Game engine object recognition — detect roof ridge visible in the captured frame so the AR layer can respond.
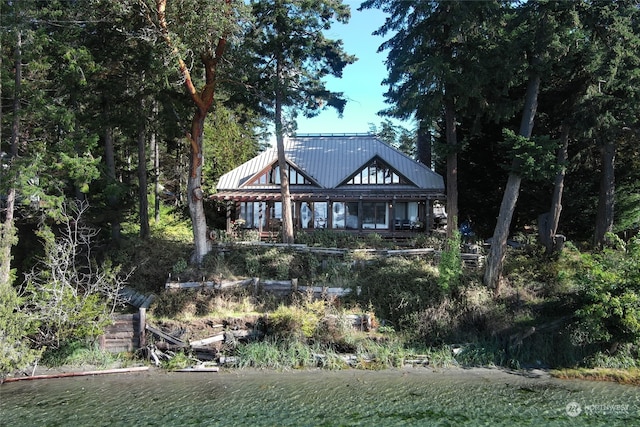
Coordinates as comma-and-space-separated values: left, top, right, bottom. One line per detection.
293, 133, 373, 138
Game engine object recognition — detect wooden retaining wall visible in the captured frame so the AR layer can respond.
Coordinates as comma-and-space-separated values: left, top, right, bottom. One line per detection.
99, 309, 147, 354
165, 277, 357, 299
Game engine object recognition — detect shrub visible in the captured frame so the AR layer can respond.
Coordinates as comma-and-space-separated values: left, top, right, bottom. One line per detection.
0, 286, 40, 378
438, 230, 462, 292
21, 202, 131, 349
571, 234, 640, 347
354, 257, 441, 330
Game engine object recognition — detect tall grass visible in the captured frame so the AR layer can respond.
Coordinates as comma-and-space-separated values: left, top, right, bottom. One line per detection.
40, 340, 126, 368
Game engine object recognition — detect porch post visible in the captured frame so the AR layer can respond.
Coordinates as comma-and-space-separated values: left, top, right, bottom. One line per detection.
226, 201, 232, 233
426, 198, 433, 232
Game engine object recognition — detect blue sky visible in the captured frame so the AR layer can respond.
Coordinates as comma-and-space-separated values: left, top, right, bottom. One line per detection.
293, 0, 414, 135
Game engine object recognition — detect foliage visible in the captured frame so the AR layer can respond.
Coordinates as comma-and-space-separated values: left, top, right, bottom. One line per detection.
500, 129, 560, 181
354, 257, 442, 331
243, 0, 355, 121
172, 258, 188, 275
268, 296, 326, 339
148, 203, 195, 242
581, 343, 640, 370
234, 337, 320, 370
438, 229, 462, 292
40, 340, 123, 368
570, 234, 640, 347
162, 350, 194, 371
0, 285, 41, 378
21, 203, 132, 349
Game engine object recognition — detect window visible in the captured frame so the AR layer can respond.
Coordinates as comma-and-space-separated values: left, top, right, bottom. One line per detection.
250, 163, 311, 185
362, 202, 388, 229
238, 202, 267, 228
394, 202, 419, 230
331, 202, 359, 229
344, 158, 409, 185
300, 202, 328, 229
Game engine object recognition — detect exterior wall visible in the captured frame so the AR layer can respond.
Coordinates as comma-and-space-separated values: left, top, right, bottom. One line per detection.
229, 197, 445, 236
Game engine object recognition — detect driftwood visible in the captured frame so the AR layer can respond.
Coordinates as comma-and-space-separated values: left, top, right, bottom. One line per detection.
146, 324, 187, 347
190, 334, 225, 347
1, 366, 149, 383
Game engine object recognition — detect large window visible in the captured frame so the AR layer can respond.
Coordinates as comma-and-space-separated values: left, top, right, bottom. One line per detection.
345, 158, 409, 185
238, 202, 266, 228
300, 202, 328, 229
251, 164, 311, 185
394, 202, 419, 229
332, 202, 359, 229
362, 202, 388, 229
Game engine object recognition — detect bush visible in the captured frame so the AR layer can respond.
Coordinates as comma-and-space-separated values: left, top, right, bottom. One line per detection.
353, 257, 442, 330
40, 340, 120, 368
438, 230, 462, 292
21, 203, 131, 349
0, 286, 40, 378
571, 233, 640, 347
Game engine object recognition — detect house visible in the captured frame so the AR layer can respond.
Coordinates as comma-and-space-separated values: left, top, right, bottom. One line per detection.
210, 134, 446, 237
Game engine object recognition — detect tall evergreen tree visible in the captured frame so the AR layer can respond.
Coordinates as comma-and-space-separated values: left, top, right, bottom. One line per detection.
484, 1, 584, 292
362, 0, 503, 238
242, 0, 355, 244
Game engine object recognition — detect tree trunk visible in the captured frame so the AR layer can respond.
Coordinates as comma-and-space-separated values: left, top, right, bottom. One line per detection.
157, 0, 228, 264
103, 126, 121, 244
539, 123, 569, 253
0, 31, 21, 288
444, 95, 459, 238
594, 137, 615, 246
187, 109, 209, 263
484, 72, 541, 294
275, 54, 294, 244
151, 102, 160, 223
417, 120, 432, 167
137, 97, 150, 239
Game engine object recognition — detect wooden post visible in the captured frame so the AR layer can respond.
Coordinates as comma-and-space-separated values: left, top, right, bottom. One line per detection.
138, 307, 146, 348
252, 277, 260, 294
226, 201, 232, 233
291, 278, 298, 292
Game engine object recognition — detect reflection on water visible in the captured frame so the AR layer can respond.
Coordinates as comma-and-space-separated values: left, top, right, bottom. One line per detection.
1, 367, 638, 426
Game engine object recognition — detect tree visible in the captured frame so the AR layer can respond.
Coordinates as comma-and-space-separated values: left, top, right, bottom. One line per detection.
243, 0, 355, 244
484, 1, 583, 292
581, 1, 640, 246
0, 2, 39, 379
152, 0, 243, 262
362, 0, 503, 239
369, 120, 416, 158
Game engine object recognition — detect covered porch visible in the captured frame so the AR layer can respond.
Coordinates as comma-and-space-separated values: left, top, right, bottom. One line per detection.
210, 190, 447, 239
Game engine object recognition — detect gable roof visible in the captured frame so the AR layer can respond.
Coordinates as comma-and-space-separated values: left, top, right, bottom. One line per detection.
216, 134, 444, 192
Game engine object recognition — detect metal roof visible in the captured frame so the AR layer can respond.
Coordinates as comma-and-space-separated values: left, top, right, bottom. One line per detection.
215, 134, 445, 192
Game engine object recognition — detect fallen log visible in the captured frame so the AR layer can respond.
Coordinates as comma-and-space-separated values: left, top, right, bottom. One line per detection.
1, 366, 149, 383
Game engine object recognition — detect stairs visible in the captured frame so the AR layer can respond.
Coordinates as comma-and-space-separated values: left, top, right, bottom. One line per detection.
118, 286, 156, 309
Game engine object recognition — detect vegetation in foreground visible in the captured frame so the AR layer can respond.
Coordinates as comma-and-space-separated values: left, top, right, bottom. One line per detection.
3, 211, 640, 386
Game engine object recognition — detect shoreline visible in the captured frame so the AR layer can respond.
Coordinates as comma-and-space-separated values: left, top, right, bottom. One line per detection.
5, 360, 640, 387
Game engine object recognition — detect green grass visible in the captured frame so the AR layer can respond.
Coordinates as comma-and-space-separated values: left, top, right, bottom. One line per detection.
40, 341, 128, 368
551, 367, 640, 385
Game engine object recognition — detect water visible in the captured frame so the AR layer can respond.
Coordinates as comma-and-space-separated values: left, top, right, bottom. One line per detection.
1, 367, 638, 426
